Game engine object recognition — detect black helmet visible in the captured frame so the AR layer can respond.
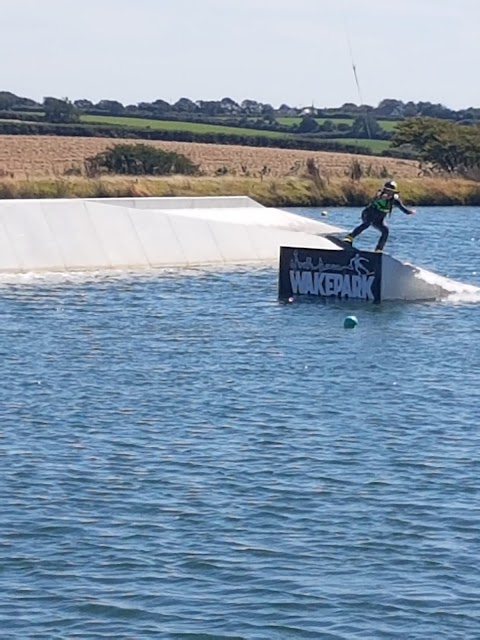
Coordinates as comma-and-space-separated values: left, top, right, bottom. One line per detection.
383, 180, 399, 193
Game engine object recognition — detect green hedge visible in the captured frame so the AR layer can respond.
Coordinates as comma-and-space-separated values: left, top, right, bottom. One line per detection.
0, 111, 44, 122
0, 120, 380, 154
0, 120, 415, 159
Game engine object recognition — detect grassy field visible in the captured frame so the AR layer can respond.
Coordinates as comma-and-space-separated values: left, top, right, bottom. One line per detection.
80, 114, 288, 138
82, 114, 398, 139
330, 138, 392, 153
0, 135, 418, 180
9, 112, 397, 154
14, 110, 400, 133
79, 115, 395, 152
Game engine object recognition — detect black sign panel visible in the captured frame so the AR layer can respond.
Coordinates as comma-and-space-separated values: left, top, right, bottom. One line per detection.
278, 246, 382, 303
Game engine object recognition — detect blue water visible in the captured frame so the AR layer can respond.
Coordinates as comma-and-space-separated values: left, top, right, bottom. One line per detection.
1, 207, 480, 639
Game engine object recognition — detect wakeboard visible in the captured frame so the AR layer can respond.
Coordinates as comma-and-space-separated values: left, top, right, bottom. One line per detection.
326, 234, 357, 251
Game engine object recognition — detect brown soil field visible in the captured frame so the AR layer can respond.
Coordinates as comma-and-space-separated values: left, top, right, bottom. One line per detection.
0, 135, 419, 180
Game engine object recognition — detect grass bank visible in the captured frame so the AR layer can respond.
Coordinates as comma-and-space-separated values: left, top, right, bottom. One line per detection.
0, 176, 479, 207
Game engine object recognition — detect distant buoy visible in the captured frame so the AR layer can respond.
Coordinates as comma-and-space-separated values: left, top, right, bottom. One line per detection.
288, 296, 295, 303
321, 210, 328, 217
344, 315, 358, 329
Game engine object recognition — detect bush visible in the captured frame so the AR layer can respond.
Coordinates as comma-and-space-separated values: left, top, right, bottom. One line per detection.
85, 143, 199, 177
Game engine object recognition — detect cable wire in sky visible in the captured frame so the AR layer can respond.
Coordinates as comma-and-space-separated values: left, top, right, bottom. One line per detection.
341, 0, 371, 138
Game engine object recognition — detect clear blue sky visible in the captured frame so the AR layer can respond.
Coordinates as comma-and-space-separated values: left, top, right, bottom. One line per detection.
1, 0, 478, 109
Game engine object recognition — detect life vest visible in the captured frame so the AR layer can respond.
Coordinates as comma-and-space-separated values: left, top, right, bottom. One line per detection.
371, 190, 396, 215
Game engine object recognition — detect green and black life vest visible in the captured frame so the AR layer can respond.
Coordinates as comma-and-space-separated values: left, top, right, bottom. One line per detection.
371, 191, 395, 215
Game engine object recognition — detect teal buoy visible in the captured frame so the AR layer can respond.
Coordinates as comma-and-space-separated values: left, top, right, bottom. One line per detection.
344, 315, 358, 329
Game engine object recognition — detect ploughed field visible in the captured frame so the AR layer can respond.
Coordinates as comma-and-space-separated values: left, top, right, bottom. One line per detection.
0, 135, 419, 180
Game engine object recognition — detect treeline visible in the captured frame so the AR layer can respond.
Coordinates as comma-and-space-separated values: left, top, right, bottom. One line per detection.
1, 90, 479, 123
393, 118, 480, 175
354, 99, 480, 122
0, 94, 397, 149
0, 94, 391, 139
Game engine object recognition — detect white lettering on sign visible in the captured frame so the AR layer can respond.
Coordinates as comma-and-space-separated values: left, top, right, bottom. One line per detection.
290, 270, 375, 301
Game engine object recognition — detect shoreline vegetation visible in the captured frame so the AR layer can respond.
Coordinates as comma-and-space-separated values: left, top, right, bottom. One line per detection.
1, 133, 479, 207
1, 175, 480, 207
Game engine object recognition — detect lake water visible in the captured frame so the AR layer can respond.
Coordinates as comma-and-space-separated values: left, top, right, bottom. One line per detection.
1, 206, 480, 639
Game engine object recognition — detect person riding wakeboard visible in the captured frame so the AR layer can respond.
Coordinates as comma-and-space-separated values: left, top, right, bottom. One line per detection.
343, 180, 415, 252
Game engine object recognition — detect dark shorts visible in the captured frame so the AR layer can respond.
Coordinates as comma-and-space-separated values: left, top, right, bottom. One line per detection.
362, 207, 387, 229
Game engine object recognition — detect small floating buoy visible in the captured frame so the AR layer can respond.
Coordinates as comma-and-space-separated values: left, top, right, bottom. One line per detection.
288, 296, 295, 303
321, 210, 328, 217
344, 315, 358, 329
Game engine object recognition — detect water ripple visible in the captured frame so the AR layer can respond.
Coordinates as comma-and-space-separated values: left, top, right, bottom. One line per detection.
1, 208, 480, 638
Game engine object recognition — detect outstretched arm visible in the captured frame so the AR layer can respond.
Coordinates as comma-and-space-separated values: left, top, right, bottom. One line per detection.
393, 194, 415, 215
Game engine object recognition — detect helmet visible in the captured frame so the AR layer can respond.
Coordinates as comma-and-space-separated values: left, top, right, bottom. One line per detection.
383, 180, 399, 193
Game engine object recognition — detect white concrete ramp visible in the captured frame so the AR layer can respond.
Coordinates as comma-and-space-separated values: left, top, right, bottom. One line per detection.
0, 195, 476, 303
0, 196, 340, 273
381, 254, 480, 301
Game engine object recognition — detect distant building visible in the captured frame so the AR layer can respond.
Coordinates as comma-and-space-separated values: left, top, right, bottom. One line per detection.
299, 106, 318, 117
